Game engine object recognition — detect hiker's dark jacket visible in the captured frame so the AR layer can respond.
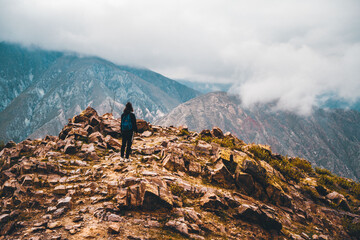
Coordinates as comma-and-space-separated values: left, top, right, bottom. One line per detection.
121, 111, 138, 132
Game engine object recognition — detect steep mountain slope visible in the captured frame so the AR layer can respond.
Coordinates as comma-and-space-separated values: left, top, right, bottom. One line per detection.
156, 92, 360, 181
0, 107, 359, 239
0, 43, 200, 143
0, 42, 63, 111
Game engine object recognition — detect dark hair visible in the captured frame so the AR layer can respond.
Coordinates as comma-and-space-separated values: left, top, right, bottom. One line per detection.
124, 102, 133, 113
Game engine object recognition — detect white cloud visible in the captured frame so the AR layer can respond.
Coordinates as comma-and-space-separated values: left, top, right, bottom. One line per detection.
0, 0, 359, 113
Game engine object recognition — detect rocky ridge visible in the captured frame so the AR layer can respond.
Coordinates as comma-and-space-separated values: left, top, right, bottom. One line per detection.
0, 107, 359, 239
156, 92, 360, 181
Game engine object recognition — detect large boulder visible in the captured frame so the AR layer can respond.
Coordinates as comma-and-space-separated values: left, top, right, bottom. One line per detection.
326, 191, 351, 211
211, 127, 224, 138
116, 178, 173, 210
136, 119, 151, 133
72, 106, 98, 124
211, 162, 234, 188
242, 159, 267, 185
235, 171, 255, 194
233, 204, 282, 231
102, 119, 121, 138
195, 140, 213, 155
200, 192, 228, 210
162, 154, 186, 172
104, 135, 122, 151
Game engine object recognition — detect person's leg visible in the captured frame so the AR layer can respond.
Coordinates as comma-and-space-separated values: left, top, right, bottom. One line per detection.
125, 131, 133, 159
121, 133, 127, 158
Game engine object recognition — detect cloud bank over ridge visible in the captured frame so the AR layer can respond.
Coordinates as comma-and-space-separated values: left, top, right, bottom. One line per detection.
0, 0, 359, 114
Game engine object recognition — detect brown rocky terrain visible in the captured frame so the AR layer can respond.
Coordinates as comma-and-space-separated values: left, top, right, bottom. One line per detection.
0, 107, 359, 240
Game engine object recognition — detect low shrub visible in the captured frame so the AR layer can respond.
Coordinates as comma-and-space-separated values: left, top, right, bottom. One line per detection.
342, 216, 360, 238
318, 175, 336, 189
302, 185, 321, 202
248, 145, 302, 183
315, 167, 334, 177
290, 157, 314, 174
178, 129, 190, 136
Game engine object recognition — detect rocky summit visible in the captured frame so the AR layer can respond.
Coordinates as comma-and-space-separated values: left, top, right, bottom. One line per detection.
0, 107, 359, 240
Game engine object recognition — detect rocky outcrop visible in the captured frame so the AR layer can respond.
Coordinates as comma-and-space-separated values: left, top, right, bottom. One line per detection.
0, 108, 359, 239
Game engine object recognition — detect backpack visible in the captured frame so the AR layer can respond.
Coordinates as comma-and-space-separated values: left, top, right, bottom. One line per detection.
121, 113, 133, 131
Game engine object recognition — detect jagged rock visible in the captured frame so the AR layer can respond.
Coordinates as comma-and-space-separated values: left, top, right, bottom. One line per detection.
102, 119, 121, 138
199, 129, 212, 137
68, 127, 88, 140
139, 146, 161, 155
141, 131, 152, 137
104, 135, 122, 150
242, 159, 267, 185
108, 223, 121, 233
165, 218, 189, 237
116, 178, 173, 210
233, 204, 282, 231
47, 221, 62, 229
53, 185, 67, 195
211, 127, 224, 138
162, 154, 186, 172
183, 208, 202, 225
200, 192, 228, 210
107, 214, 124, 222
0, 214, 10, 224
64, 142, 77, 154
88, 132, 104, 143
53, 207, 67, 218
81, 143, 95, 153
72, 215, 83, 222
136, 119, 150, 133
235, 171, 255, 194
2, 179, 17, 196
57, 196, 72, 208
142, 180, 173, 210
211, 162, 234, 188
195, 140, 213, 155
326, 191, 351, 211
73, 106, 98, 124
4, 141, 16, 148
22, 175, 33, 186
188, 161, 202, 176
90, 115, 101, 127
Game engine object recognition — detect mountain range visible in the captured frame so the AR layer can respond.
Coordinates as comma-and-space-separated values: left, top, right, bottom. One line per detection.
156, 92, 360, 181
0, 42, 199, 143
1, 42, 359, 181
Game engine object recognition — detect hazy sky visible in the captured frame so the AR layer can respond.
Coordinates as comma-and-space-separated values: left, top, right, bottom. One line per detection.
0, 0, 359, 114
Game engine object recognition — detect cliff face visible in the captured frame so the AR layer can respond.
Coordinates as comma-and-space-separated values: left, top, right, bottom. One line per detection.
156, 92, 360, 181
0, 107, 359, 239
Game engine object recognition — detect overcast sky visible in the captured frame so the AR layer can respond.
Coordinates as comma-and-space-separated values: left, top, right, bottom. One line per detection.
0, 0, 359, 114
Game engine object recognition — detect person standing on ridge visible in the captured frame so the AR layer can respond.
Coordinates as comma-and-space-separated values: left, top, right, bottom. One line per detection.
120, 102, 138, 160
